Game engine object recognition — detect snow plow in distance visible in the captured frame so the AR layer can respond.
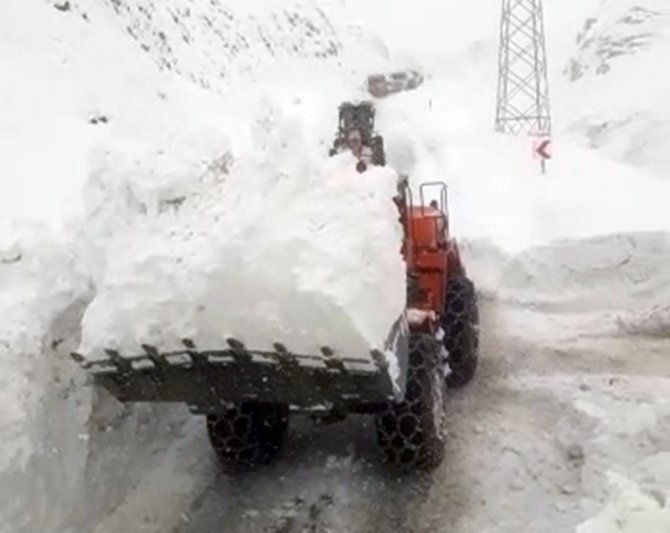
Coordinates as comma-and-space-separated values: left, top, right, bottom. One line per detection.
72, 101, 479, 472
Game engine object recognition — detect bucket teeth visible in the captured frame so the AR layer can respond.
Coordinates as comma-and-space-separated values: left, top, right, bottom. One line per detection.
324, 358, 347, 373
226, 337, 252, 363
272, 342, 298, 368
320, 346, 335, 358
320, 346, 347, 373
141, 344, 170, 370
70, 352, 85, 364
104, 349, 132, 372
273, 342, 288, 354
182, 338, 196, 350
72, 336, 400, 407
370, 349, 389, 371
181, 338, 207, 365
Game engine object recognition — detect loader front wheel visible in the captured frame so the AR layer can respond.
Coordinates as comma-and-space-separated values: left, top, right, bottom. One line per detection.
375, 333, 447, 471
207, 402, 288, 470
442, 276, 479, 388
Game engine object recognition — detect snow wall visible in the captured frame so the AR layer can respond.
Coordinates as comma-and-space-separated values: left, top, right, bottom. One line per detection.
1, 0, 403, 530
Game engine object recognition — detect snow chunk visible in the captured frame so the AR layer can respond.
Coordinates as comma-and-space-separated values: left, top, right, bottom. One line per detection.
78, 132, 406, 380
577, 471, 670, 533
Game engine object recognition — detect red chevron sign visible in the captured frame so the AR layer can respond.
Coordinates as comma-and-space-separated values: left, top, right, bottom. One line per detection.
533, 139, 552, 160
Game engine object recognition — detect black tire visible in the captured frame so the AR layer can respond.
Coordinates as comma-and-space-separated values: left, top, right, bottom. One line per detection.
442, 276, 479, 388
375, 333, 447, 471
206, 402, 289, 470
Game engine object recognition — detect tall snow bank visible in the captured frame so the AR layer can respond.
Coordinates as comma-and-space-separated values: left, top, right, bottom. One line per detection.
0, 237, 89, 473
77, 129, 406, 365
0, 0, 396, 529
0, 232, 94, 533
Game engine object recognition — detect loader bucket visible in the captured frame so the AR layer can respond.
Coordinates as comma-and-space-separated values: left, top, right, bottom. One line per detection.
72, 316, 409, 414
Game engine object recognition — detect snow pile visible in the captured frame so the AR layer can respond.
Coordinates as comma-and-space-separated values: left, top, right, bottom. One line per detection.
2, 0, 404, 375
616, 306, 670, 338
0, 237, 87, 473
373, 85, 670, 252
0, 231, 95, 532
78, 134, 405, 366
501, 352, 669, 533
0, 0, 225, 498
0, 0, 397, 530
463, 232, 670, 313
577, 472, 669, 533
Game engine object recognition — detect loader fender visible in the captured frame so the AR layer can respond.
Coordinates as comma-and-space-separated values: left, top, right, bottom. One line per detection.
447, 239, 465, 279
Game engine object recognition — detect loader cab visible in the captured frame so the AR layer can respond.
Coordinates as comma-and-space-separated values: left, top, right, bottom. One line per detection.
330, 101, 386, 168
400, 181, 464, 321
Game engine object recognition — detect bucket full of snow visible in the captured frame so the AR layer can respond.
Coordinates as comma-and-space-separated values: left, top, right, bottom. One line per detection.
72, 139, 409, 410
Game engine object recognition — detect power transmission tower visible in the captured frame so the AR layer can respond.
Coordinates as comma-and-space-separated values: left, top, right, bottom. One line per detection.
495, 0, 551, 136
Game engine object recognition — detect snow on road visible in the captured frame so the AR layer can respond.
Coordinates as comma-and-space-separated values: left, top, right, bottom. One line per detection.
161, 233, 669, 533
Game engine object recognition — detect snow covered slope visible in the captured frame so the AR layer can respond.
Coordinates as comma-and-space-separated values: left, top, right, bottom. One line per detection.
559, 0, 670, 175
355, 0, 670, 177
357, 13, 670, 252
0, 0, 386, 233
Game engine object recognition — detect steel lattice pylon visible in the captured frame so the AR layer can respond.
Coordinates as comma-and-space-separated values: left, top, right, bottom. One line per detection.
495, 0, 551, 136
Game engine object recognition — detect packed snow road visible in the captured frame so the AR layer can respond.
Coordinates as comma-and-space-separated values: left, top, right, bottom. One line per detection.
175, 285, 668, 533
81, 233, 668, 533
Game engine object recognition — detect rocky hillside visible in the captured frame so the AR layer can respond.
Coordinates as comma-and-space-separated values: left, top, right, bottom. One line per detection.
560, 0, 669, 175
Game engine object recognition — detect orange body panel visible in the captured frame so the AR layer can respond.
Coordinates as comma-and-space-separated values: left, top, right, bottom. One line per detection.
403, 205, 463, 318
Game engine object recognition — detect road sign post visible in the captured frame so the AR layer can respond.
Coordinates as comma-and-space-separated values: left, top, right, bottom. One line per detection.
533, 138, 552, 174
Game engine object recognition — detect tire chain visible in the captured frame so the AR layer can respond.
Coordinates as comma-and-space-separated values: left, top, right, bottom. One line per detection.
376, 334, 447, 470
442, 277, 479, 388
207, 403, 288, 468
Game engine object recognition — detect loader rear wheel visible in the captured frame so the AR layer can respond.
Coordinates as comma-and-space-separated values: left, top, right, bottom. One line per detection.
442, 276, 479, 388
207, 402, 288, 470
375, 333, 447, 471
